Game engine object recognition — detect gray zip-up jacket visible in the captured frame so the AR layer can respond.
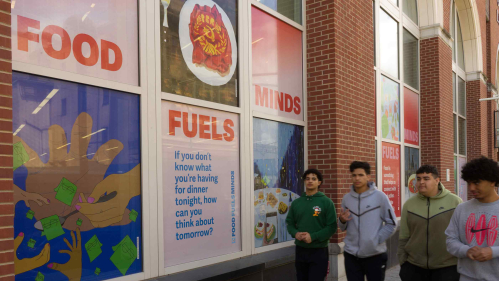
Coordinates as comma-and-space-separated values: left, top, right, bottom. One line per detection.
338, 182, 397, 258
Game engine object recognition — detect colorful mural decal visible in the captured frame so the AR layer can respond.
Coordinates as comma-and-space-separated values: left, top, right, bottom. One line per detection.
381, 76, 400, 141
253, 118, 304, 247
160, 0, 238, 106
13, 72, 142, 281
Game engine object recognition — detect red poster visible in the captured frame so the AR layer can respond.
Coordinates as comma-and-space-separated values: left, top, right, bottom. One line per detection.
382, 142, 401, 216
404, 87, 419, 145
251, 7, 303, 121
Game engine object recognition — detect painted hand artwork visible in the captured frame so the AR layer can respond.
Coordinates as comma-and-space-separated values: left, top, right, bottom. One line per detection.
13, 72, 142, 280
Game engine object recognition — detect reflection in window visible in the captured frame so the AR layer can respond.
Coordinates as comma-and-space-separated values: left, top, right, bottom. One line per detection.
403, 0, 418, 24
259, 0, 302, 24
459, 118, 466, 155
457, 15, 465, 70
404, 147, 419, 203
380, 9, 399, 78
458, 77, 466, 117
403, 29, 419, 90
453, 73, 456, 112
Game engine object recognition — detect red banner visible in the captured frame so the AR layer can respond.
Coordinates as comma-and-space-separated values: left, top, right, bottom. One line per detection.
382, 142, 401, 216
404, 87, 419, 145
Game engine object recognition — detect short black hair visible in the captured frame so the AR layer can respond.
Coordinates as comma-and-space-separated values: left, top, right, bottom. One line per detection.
349, 161, 371, 175
461, 156, 499, 187
302, 169, 323, 186
416, 165, 439, 178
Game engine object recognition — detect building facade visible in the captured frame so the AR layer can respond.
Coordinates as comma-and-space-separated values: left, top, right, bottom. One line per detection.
0, 0, 497, 281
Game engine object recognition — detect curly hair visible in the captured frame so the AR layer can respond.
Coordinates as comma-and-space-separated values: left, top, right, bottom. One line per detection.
461, 156, 499, 187
349, 161, 371, 175
302, 169, 323, 187
416, 165, 439, 179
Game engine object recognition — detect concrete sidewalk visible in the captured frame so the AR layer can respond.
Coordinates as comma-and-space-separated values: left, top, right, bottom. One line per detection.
385, 265, 401, 281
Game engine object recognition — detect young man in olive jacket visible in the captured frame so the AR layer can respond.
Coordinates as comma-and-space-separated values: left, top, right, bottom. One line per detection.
286, 169, 337, 281
398, 165, 462, 281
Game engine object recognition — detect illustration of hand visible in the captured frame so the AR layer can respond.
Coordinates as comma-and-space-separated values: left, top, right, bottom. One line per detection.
13, 112, 127, 231
13, 184, 50, 208
76, 164, 141, 228
14, 232, 50, 275
48, 228, 82, 281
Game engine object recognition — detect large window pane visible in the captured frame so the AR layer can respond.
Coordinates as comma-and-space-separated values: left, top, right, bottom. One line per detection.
458, 157, 468, 201
458, 77, 466, 116
252, 7, 303, 121
459, 117, 466, 155
403, 29, 419, 90
454, 115, 458, 154
403, 0, 418, 24
253, 118, 304, 247
160, 0, 239, 106
453, 73, 457, 112
162, 102, 242, 266
405, 147, 420, 203
380, 10, 399, 78
13, 72, 143, 280
381, 76, 400, 141
258, 0, 302, 24
457, 15, 465, 70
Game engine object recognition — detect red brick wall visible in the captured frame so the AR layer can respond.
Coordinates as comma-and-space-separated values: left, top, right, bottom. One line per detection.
306, 0, 375, 243
444, 0, 451, 33
420, 37, 456, 192
466, 80, 489, 159
0, 0, 13, 280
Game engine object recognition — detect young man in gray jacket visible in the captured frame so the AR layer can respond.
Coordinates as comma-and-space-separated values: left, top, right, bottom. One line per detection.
338, 161, 397, 281
445, 157, 499, 281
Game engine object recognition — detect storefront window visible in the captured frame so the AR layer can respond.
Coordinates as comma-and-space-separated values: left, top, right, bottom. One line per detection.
253, 118, 304, 247
404, 87, 419, 145
13, 72, 142, 280
458, 77, 466, 116
403, 29, 419, 90
404, 147, 419, 203
382, 142, 401, 216
12, 0, 139, 86
403, 0, 418, 24
161, 101, 241, 267
160, 0, 239, 106
381, 76, 400, 141
456, 15, 465, 70
258, 0, 302, 24
251, 7, 303, 121
380, 9, 399, 79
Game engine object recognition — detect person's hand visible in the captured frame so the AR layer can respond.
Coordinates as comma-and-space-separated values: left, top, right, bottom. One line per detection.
302, 232, 312, 244
339, 208, 352, 224
14, 232, 50, 274
467, 246, 480, 260
295, 232, 305, 241
75, 164, 141, 228
47, 228, 82, 281
472, 247, 493, 262
13, 184, 50, 207
13, 113, 130, 231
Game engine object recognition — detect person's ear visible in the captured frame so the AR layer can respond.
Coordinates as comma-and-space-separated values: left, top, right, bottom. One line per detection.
318, 181, 322, 187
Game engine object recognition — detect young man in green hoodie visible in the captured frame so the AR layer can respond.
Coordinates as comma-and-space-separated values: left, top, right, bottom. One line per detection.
286, 169, 337, 281
397, 165, 462, 281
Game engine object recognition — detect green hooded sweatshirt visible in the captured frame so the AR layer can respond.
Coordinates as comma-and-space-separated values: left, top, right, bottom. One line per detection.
286, 191, 337, 248
398, 183, 462, 269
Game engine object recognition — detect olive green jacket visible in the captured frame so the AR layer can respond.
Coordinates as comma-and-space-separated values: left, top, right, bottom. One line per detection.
397, 183, 462, 269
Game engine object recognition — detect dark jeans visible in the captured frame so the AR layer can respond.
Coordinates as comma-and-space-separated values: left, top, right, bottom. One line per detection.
344, 251, 388, 281
295, 246, 329, 281
399, 262, 460, 281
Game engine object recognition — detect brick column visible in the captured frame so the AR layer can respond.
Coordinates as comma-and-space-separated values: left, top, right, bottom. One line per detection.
306, 0, 375, 243
466, 79, 488, 160
0, 1, 14, 280
419, 37, 455, 192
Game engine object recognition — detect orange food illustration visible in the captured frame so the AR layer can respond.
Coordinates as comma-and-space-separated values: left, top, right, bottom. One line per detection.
408, 174, 417, 194
189, 4, 232, 76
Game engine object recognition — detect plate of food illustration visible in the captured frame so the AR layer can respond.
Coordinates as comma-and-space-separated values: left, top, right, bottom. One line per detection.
408, 174, 417, 194
254, 221, 264, 239
178, 0, 237, 86
266, 222, 276, 242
